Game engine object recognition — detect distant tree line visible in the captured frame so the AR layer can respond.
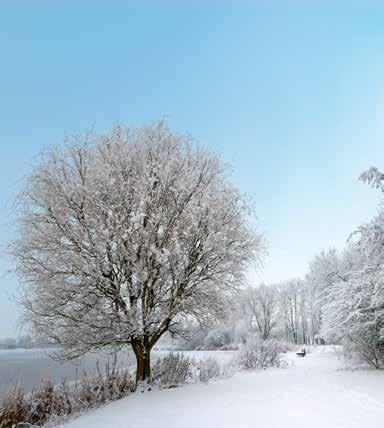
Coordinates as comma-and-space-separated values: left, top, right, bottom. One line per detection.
0, 335, 33, 350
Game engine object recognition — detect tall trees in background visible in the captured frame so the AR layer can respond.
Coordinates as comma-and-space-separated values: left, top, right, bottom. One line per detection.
240, 280, 315, 345
243, 284, 278, 340
278, 279, 309, 344
12, 121, 263, 384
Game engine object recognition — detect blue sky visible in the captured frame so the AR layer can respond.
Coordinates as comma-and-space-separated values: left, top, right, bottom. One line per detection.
1, 1, 384, 337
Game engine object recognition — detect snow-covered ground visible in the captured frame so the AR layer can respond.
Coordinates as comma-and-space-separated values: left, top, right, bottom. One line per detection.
63, 347, 384, 428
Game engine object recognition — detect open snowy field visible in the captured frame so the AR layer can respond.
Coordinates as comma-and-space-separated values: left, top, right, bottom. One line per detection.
63, 347, 384, 428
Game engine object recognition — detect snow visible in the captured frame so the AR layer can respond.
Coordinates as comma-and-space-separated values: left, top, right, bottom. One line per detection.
63, 347, 384, 428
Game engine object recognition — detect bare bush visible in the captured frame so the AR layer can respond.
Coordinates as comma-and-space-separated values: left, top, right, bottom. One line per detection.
198, 357, 222, 383
152, 353, 194, 388
237, 340, 283, 370
340, 335, 384, 369
152, 352, 232, 388
0, 386, 28, 428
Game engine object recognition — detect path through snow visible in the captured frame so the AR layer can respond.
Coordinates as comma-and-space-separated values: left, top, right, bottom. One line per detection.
64, 347, 384, 428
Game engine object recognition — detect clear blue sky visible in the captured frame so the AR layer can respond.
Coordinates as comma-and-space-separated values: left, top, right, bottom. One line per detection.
1, 1, 384, 338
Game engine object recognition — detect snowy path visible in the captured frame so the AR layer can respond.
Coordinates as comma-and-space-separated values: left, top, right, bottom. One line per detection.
64, 348, 384, 428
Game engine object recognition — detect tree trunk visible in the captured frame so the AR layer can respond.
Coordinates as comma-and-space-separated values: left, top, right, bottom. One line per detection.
132, 341, 151, 385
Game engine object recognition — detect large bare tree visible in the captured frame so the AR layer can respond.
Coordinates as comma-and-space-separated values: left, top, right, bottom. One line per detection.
13, 122, 262, 384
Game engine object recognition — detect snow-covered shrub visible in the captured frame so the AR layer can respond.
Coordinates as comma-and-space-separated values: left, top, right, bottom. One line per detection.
237, 339, 283, 370
198, 356, 238, 382
76, 367, 134, 405
0, 380, 56, 428
152, 352, 233, 387
203, 327, 234, 350
50, 379, 73, 417
320, 259, 384, 369
0, 365, 135, 428
198, 357, 221, 383
152, 353, 194, 387
0, 380, 55, 428
340, 331, 384, 369
0, 386, 28, 428
28, 379, 54, 425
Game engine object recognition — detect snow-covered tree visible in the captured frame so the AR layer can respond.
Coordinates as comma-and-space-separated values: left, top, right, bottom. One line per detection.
306, 248, 348, 342
318, 167, 384, 367
307, 249, 344, 293
242, 284, 278, 340
12, 121, 263, 384
278, 279, 307, 344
